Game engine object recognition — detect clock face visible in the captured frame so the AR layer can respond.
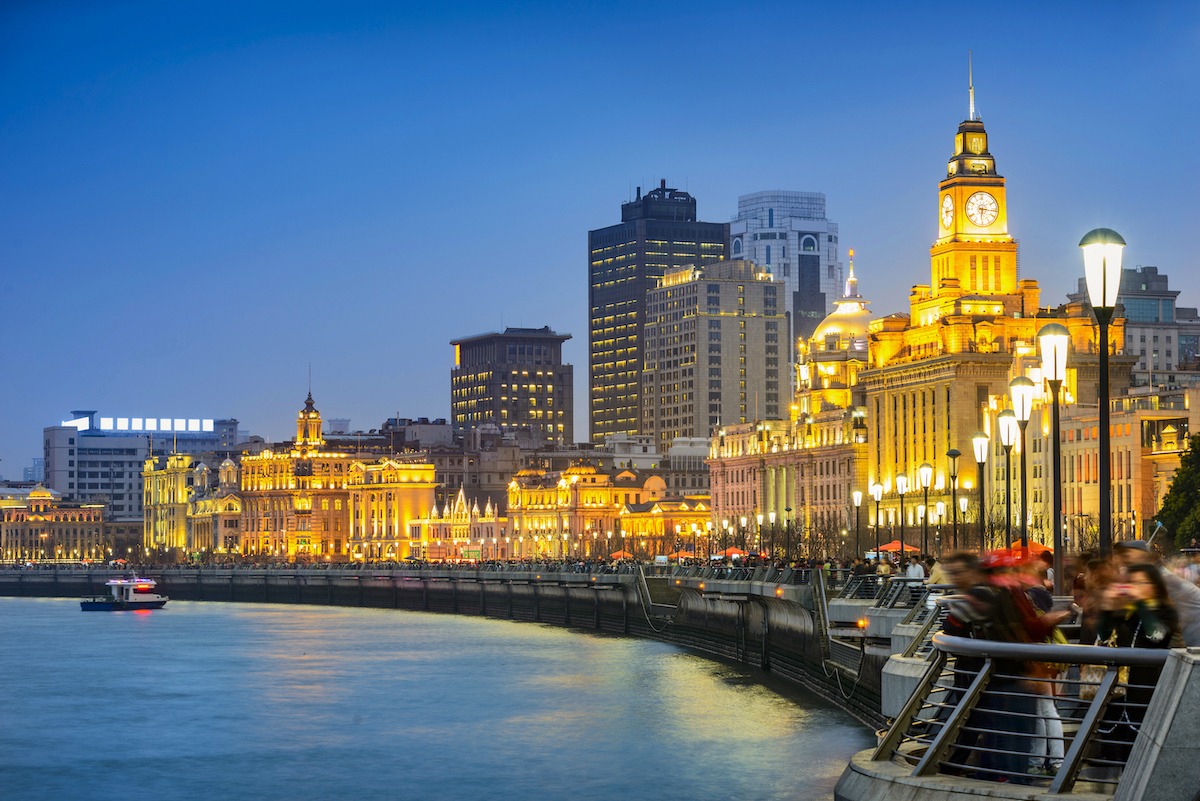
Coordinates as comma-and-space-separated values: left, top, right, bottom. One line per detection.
965, 191, 999, 226
940, 195, 954, 229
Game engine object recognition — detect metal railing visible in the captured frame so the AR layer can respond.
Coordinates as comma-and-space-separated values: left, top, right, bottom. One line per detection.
875, 576, 929, 610
874, 633, 1169, 793
836, 574, 887, 600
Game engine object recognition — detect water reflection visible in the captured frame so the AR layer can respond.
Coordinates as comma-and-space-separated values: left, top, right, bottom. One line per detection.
0, 599, 872, 801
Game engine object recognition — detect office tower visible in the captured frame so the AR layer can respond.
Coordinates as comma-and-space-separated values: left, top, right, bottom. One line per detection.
730, 191, 843, 350
450, 326, 574, 446
642, 260, 786, 453
44, 411, 240, 521
588, 180, 728, 443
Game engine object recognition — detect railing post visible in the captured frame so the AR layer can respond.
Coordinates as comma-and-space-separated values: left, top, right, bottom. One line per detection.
912, 658, 994, 776
1048, 666, 1123, 794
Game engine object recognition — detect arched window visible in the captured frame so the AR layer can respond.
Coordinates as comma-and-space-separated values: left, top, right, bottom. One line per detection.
768, 208, 774, 228
801, 235, 817, 252
732, 238, 743, 256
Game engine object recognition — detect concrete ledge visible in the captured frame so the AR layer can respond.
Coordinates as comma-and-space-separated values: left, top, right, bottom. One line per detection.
835, 750, 1113, 801
1114, 647, 1200, 801
866, 606, 911, 639
880, 655, 933, 719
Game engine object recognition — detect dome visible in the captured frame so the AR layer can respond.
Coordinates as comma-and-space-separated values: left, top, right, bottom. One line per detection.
810, 251, 871, 348
28, 484, 54, 500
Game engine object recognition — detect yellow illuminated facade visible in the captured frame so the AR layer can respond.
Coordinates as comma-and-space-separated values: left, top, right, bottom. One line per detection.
347, 457, 438, 561
417, 487, 507, 561
1, 486, 105, 562
618, 496, 711, 559
860, 101, 1126, 542
238, 393, 352, 560
506, 462, 669, 558
188, 458, 243, 555
143, 452, 194, 556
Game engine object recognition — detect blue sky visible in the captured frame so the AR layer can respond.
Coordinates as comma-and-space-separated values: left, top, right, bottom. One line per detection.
2, 1, 1198, 474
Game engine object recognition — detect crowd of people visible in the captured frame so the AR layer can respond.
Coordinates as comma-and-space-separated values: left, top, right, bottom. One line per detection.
930, 541, 1199, 782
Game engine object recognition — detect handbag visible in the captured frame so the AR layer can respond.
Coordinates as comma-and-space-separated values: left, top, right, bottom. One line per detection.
1078, 627, 1132, 700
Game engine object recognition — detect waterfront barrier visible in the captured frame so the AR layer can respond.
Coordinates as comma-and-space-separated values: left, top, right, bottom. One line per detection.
837, 633, 1200, 800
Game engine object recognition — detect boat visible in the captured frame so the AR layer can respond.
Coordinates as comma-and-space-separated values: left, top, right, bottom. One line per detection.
80, 576, 169, 611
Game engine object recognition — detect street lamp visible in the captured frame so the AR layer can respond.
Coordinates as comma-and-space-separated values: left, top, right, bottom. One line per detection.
1039, 322, 1070, 592
721, 518, 730, 556
896, 473, 909, 557
755, 513, 763, 557
935, 501, 946, 555
870, 483, 883, 561
852, 490, 863, 560
784, 507, 793, 563
1081, 227, 1125, 554
972, 431, 990, 552
998, 409, 1019, 549
918, 462, 933, 556
947, 448, 961, 550
768, 511, 777, 561
740, 516, 748, 551
1010, 375, 1036, 555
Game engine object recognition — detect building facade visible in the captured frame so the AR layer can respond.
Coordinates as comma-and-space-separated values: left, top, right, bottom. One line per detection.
45, 411, 241, 522
0, 485, 105, 563
346, 457, 439, 561
238, 394, 352, 560
188, 458, 243, 556
858, 97, 1121, 548
642, 260, 787, 453
588, 179, 728, 443
730, 190, 844, 348
450, 326, 574, 446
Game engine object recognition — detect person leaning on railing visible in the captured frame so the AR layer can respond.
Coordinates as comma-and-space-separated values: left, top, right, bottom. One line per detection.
1093, 562, 1182, 769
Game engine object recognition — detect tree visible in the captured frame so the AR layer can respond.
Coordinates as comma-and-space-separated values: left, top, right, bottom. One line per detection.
1154, 435, 1200, 549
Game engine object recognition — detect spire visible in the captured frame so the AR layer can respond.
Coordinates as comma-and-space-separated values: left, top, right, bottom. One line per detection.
844, 248, 859, 299
968, 50, 977, 121
303, 391, 315, 412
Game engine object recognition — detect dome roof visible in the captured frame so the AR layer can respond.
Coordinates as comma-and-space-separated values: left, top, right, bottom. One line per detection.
28, 484, 54, 499
811, 251, 871, 346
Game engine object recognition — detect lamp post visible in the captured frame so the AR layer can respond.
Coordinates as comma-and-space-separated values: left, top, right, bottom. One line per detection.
721, 518, 729, 556
918, 462, 933, 556
896, 473, 909, 557
1010, 376, 1036, 555
768, 511, 777, 561
739, 516, 748, 552
783, 507, 792, 562
852, 490, 863, 560
972, 431, 990, 552
1039, 322, 1070, 593
998, 409, 1019, 550
935, 501, 946, 556
947, 449, 961, 550
1081, 228, 1125, 555
870, 483, 883, 561
756, 513, 764, 557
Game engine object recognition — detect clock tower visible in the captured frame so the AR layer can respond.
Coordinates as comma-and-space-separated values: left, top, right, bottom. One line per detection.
929, 85, 1017, 299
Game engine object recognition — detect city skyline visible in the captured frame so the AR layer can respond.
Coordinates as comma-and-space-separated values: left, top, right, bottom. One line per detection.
3, 2, 1198, 472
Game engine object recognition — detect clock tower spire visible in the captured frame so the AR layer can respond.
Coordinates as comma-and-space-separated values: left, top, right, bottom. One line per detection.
929, 67, 1017, 302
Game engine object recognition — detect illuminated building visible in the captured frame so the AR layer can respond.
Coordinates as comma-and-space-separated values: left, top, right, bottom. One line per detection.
589, 179, 728, 443
44, 410, 241, 521
730, 190, 844, 346
346, 457, 438, 561
858, 85, 1126, 538
618, 496, 711, 559
450, 326, 574, 446
187, 459, 243, 555
642, 259, 787, 453
238, 393, 352, 560
142, 453, 195, 557
417, 486, 507, 561
506, 462, 668, 558
707, 257, 872, 558
0, 485, 105, 562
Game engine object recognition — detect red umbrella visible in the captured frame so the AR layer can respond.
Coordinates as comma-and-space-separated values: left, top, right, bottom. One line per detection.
609, 549, 634, 559
877, 539, 920, 553
720, 546, 747, 557
1010, 540, 1053, 554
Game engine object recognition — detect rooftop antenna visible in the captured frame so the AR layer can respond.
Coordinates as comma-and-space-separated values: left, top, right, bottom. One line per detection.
968, 50, 977, 121
308, 362, 312, 395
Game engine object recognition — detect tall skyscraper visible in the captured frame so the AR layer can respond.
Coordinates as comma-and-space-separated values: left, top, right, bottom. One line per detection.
588, 180, 728, 443
642, 260, 786, 453
730, 191, 843, 348
450, 326, 574, 446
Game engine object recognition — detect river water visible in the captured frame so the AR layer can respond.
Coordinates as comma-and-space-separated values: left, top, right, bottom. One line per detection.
0, 597, 872, 801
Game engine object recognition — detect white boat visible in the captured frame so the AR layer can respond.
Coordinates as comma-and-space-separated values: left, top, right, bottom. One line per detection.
80, 576, 169, 611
